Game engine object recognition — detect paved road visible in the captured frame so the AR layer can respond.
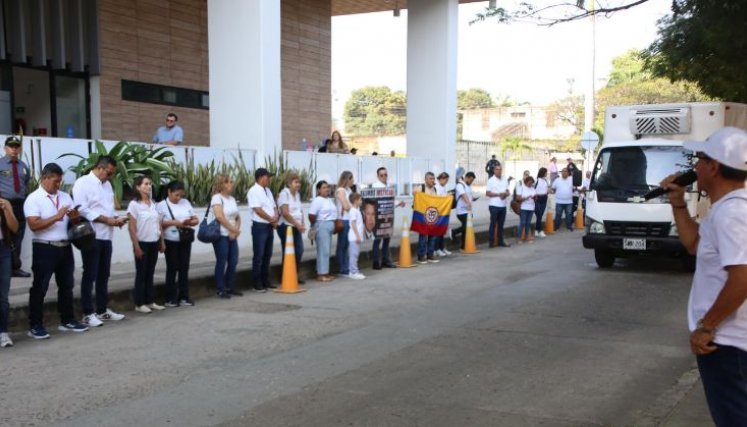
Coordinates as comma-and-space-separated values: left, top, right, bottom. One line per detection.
0, 231, 712, 426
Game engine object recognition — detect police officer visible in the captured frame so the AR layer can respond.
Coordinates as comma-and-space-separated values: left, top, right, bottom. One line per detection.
0, 136, 30, 277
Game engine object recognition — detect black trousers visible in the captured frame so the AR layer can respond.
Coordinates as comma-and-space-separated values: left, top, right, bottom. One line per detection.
164, 240, 192, 302
9, 199, 25, 270
29, 242, 75, 327
133, 242, 159, 306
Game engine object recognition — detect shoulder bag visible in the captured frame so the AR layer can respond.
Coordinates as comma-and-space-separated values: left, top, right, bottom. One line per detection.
197, 198, 222, 244
166, 201, 195, 243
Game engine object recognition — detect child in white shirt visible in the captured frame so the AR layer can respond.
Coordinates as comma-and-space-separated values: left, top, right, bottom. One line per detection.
347, 193, 365, 280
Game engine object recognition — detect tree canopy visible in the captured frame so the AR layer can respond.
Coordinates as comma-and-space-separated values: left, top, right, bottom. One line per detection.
457, 88, 495, 110
343, 86, 407, 136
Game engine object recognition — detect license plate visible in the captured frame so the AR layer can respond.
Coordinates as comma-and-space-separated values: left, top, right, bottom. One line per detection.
623, 238, 646, 250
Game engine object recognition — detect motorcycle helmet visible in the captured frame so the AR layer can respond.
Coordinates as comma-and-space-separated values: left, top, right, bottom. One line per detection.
68, 219, 96, 251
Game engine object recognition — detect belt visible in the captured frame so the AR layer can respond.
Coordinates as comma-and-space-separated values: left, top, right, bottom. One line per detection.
32, 239, 70, 247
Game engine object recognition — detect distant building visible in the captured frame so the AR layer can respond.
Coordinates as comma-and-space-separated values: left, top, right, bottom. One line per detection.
461, 105, 578, 142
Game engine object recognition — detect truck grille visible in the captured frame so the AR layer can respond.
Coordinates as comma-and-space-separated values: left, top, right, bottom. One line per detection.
604, 221, 670, 237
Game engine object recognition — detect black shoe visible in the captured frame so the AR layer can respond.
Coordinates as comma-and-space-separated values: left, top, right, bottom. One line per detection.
298, 279, 306, 285
228, 290, 243, 297
12, 269, 31, 278
266, 284, 278, 289
253, 288, 268, 294
217, 291, 231, 299
383, 262, 397, 269
373, 262, 382, 270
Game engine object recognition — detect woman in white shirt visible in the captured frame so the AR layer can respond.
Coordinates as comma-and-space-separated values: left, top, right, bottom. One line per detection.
335, 171, 354, 276
308, 180, 338, 282
210, 175, 241, 299
516, 175, 537, 243
127, 176, 165, 313
157, 181, 198, 307
534, 167, 550, 238
0, 197, 19, 347
277, 172, 305, 283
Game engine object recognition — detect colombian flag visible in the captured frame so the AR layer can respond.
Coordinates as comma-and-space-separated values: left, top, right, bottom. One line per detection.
411, 192, 453, 236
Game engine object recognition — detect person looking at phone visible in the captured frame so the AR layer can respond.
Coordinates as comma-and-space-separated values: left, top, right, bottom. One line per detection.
72, 155, 126, 327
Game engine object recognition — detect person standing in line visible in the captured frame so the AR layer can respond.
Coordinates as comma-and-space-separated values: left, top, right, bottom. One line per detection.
248, 168, 278, 292
25, 163, 89, 339
451, 171, 476, 250
371, 167, 405, 269
516, 175, 537, 243
548, 157, 558, 183
550, 168, 574, 231
210, 175, 241, 298
416, 172, 440, 264
277, 172, 305, 284
308, 181, 337, 282
335, 171, 354, 277
346, 193, 365, 280
486, 164, 511, 248
127, 176, 165, 314
152, 113, 183, 145
660, 127, 747, 426
434, 172, 452, 257
73, 155, 127, 327
534, 167, 550, 238
0, 196, 19, 347
157, 181, 198, 307
581, 170, 592, 211
0, 136, 31, 277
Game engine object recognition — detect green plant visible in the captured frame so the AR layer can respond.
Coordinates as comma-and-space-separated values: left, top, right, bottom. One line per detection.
262, 150, 315, 201
60, 141, 174, 208
169, 151, 256, 206
499, 137, 532, 160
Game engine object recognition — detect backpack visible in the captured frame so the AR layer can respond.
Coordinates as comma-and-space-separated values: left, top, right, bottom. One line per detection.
448, 184, 461, 209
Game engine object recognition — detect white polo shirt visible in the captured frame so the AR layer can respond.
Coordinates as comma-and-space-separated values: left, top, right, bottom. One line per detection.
127, 200, 162, 242
156, 198, 195, 242
72, 171, 116, 240
277, 187, 303, 226
518, 186, 536, 211
552, 176, 574, 204
248, 184, 276, 224
487, 176, 509, 208
24, 187, 74, 241
688, 189, 747, 351
371, 180, 387, 189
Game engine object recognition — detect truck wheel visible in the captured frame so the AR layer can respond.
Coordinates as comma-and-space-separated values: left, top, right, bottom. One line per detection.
681, 255, 696, 273
595, 249, 615, 268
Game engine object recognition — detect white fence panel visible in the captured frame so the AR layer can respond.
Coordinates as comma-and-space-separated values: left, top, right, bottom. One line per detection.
410, 158, 430, 192
360, 156, 397, 189
314, 153, 339, 185
336, 154, 360, 184
37, 137, 91, 184
285, 150, 312, 173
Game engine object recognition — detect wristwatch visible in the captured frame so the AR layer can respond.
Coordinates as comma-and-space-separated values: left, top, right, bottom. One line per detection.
696, 319, 716, 334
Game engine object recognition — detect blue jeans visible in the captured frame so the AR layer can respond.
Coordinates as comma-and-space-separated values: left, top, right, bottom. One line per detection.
488, 206, 507, 246
80, 239, 113, 315
417, 234, 435, 258
372, 237, 392, 265
519, 209, 534, 239
252, 223, 274, 289
534, 195, 548, 232
315, 220, 334, 275
213, 236, 238, 294
554, 203, 573, 231
29, 242, 75, 327
133, 241, 159, 306
0, 243, 10, 332
278, 224, 304, 272
336, 220, 350, 274
697, 345, 747, 426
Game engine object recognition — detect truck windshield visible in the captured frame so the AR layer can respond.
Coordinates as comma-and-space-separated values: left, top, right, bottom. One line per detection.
590, 146, 690, 203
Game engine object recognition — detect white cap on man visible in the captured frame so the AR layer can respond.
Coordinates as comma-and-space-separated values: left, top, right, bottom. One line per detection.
684, 127, 747, 172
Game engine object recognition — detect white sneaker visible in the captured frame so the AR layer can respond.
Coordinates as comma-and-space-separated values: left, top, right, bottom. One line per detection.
0, 332, 13, 348
539, 231, 547, 238
135, 305, 152, 314
434, 250, 445, 257
349, 273, 366, 280
443, 249, 452, 256
149, 303, 166, 311
82, 313, 103, 327
534, 231, 539, 237
99, 308, 125, 321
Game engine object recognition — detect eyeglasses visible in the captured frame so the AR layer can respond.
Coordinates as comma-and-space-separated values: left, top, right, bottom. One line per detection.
166, 119, 176, 123
379, 173, 388, 177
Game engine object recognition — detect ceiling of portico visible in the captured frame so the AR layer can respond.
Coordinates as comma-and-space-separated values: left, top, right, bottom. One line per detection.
332, 0, 485, 16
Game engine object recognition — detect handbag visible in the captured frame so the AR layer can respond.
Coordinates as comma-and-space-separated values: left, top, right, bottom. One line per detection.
166, 201, 195, 243
197, 199, 222, 244
334, 219, 344, 234
510, 186, 521, 215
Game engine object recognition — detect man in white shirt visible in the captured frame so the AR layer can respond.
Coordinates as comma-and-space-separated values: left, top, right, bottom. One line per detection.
486, 164, 510, 248
580, 170, 591, 211
371, 167, 405, 269
550, 168, 574, 231
24, 163, 89, 339
248, 168, 278, 291
451, 171, 476, 250
73, 156, 127, 326
661, 127, 747, 426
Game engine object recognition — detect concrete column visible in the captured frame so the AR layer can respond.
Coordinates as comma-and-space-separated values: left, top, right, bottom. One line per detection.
406, 0, 458, 175
208, 0, 281, 162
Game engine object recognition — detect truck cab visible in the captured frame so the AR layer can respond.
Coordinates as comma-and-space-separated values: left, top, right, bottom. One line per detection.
582, 102, 747, 270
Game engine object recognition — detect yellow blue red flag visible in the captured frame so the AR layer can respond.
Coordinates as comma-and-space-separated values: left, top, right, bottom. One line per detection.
410, 192, 453, 236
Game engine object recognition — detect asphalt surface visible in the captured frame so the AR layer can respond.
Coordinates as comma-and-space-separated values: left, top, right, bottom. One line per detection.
0, 231, 712, 426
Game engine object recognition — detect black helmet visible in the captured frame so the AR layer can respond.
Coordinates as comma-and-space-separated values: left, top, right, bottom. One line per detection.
68, 219, 96, 251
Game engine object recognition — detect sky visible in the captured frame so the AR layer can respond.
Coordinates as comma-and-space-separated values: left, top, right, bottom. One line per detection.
331, 0, 673, 124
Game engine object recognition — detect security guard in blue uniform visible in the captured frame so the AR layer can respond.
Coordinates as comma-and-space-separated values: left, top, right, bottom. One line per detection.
0, 136, 31, 277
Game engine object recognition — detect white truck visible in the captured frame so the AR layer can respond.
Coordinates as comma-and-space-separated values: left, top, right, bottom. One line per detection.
582, 102, 747, 270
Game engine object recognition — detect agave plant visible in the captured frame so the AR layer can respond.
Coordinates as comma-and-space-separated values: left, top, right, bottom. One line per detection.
60, 141, 175, 208
263, 150, 315, 201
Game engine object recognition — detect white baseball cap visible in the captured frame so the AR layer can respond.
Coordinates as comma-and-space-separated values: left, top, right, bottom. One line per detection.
684, 127, 747, 172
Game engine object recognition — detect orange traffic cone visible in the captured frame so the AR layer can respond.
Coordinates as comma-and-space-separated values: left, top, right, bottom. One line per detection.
544, 211, 554, 235
462, 213, 480, 254
575, 206, 585, 229
274, 226, 306, 294
398, 218, 416, 268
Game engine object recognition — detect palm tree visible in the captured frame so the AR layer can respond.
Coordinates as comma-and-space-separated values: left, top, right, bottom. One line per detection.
499, 137, 532, 160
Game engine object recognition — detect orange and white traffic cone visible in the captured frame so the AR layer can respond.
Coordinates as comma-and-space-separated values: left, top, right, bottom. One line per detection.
274, 226, 306, 294
575, 206, 585, 230
398, 218, 416, 268
544, 211, 555, 235
462, 213, 480, 254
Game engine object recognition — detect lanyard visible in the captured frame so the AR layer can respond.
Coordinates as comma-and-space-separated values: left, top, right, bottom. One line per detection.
48, 194, 59, 209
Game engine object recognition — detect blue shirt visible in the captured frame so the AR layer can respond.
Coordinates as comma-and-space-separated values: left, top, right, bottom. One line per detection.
0, 155, 30, 199
152, 125, 183, 145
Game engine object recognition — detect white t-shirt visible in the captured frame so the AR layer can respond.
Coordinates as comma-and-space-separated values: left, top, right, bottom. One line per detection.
24, 188, 74, 241
435, 183, 448, 196
552, 177, 574, 204
688, 189, 747, 351
487, 176, 509, 208
127, 200, 161, 242
455, 182, 473, 215
309, 196, 337, 221
247, 184, 276, 224
210, 194, 239, 237
371, 180, 387, 189
277, 188, 303, 226
518, 186, 536, 211
535, 178, 549, 196
347, 206, 364, 242
157, 199, 195, 242
72, 171, 116, 240
336, 187, 352, 220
